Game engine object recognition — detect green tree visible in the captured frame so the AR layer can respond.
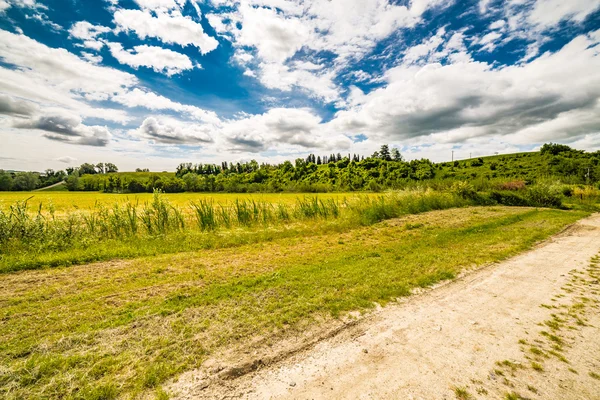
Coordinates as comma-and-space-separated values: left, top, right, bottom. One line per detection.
379, 145, 391, 161
12, 172, 39, 191
79, 163, 97, 175
0, 170, 13, 191
105, 163, 118, 173
65, 174, 81, 191
391, 148, 403, 162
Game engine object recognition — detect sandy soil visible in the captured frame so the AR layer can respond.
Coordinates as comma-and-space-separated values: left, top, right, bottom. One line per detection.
170, 213, 600, 400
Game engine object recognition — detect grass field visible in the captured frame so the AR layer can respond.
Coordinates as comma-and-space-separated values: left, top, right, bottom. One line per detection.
0, 191, 365, 213
0, 206, 588, 399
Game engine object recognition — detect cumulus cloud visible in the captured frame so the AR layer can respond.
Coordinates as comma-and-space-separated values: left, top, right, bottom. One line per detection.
221, 108, 353, 152
135, 116, 213, 144
0, 94, 38, 117
327, 31, 600, 147
0, 29, 137, 123
206, 0, 450, 102
527, 0, 600, 29
0, 0, 44, 13
69, 21, 110, 50
113, 9, 219, 54
130, 108, 353, 153
133, 0, 186, 10
81, 52, 103, 64
13, 112, 112, 146
257, 62, 340, 102
56, 156, 77, 163
107, 43, 195, 75
111, 88, 220, 123
0, 29, 217, 128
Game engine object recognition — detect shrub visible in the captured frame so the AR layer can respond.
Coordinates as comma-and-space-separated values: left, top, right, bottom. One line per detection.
451, 181, 477, 199
561, 186, 573, 197
489, 191, 531, 207
525, 183, 563, 208
470, 158, 484, 167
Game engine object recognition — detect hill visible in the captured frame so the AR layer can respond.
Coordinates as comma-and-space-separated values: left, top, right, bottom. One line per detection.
68, 144, 599, 194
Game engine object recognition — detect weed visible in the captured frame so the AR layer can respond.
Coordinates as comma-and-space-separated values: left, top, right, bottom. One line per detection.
453, 386, 472, 400
527, 385, 538, 393
531, 362, 544, 371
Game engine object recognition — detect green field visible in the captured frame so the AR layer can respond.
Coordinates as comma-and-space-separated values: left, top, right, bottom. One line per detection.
0, 206, 588, 399
1, 152, 598, 399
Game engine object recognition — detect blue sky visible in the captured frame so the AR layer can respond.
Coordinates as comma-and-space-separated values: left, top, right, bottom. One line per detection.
0, 0, 599, 171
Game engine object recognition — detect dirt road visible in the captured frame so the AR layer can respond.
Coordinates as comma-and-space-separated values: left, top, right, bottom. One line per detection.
172, 213, 600, 399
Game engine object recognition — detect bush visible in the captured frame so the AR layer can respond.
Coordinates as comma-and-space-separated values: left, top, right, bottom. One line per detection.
561, 186, 574, 197
525, 183, 563, 208
451, 181, 477, 199
470, 158, 484, 167
489, 191, 531, 207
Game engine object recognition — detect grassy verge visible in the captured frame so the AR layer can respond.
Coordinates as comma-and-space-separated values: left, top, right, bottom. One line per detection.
0, 190, 478, 273
3, 184, 592, 273
0, 206, 588, 399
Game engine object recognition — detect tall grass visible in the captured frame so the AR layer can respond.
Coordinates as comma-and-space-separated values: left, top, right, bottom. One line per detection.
0, 185, 586, 273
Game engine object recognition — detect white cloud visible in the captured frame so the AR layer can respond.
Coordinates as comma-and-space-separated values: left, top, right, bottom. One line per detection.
326, 31, 600, 149
56, 156, 77, 164
403, 28, 446, 64
232, 4, 311, 63
113, 9, 219, 54
69, 21, 111, 50
81, 52, 103, 64
477, 31, 503, 52
489, 20, 506, 30
107, 43, 196, 75
134, 116, 213, 144
257, 62, 340, 102
351, 70, 372, 82
13, 111, 112, 147
0, 0, 42, 13
0, 29, 220, 149
0, 94, 38, 117
206, 0, 450, 102
0, 29, 137, 123
69, 21, 110, 40
527, 0, 600, 29
220, 107, 352, 152
479, 0, 493, 14
111, 88, 220, 124
520, 43, 539, 62
133, 0, 185, 10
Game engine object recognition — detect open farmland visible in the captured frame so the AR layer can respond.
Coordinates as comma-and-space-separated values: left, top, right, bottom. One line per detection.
3, 0, 600, 396
0, 206, 590, 399
0, 191, 364, 213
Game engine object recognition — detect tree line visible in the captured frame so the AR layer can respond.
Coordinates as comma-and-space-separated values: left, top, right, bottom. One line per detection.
0, 162, 118, 191
2, 144, 598, 192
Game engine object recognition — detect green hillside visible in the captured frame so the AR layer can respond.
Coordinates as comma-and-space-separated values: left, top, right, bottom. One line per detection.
68, 143, 598, 194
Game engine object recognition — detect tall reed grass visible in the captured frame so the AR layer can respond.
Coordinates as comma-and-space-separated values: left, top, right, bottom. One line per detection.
0, 185, 582, 272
